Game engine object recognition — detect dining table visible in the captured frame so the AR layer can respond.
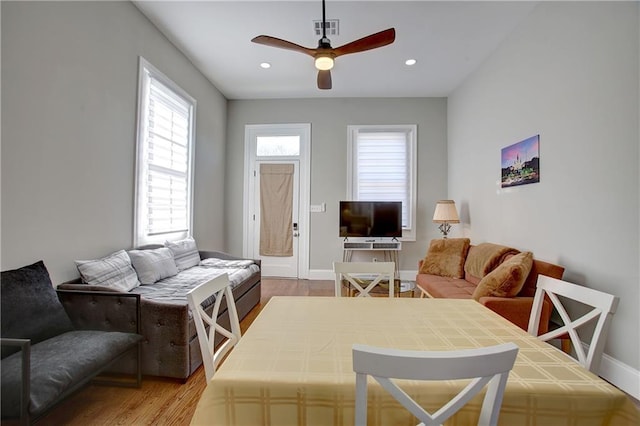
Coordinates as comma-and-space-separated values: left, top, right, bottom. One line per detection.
190, 296, 639, 425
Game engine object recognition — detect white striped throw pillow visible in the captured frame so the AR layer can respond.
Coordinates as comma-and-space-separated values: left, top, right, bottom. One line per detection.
165, 237, 201, 271
75, 250, 140, 291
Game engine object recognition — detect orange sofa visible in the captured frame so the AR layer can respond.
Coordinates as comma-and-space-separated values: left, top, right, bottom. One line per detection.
416, 241, 564, 334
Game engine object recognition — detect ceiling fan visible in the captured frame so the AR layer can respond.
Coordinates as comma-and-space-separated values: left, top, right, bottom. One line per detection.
251, 0, 396, 90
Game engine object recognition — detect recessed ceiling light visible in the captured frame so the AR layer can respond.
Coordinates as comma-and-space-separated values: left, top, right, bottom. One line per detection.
405, 59, 417, 66
260, 62, 271, 69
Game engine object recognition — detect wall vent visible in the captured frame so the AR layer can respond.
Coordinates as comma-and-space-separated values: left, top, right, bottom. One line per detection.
313, 19, 339, 36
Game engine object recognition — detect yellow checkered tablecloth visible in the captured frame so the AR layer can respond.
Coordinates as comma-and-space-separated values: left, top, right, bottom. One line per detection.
191, 297, 639, 425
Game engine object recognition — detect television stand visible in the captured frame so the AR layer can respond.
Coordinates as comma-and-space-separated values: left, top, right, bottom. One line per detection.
342, 241, 401, 251
342, 240, 402, 275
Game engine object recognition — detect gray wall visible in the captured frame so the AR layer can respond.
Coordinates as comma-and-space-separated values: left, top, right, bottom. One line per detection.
448, 1, 639, 372
1, 1, 227, 284
225, 98, 448, 272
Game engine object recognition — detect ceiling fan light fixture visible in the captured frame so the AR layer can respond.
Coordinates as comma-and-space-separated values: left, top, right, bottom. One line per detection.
251, 0, 395, 89
314, 55, 334, 70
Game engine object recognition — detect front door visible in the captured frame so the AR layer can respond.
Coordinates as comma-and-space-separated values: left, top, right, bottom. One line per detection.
243, 124, 310, 279
252, 161, 300, 277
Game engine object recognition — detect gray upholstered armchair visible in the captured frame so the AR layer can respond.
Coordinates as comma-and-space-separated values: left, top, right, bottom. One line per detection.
1, 261, 143, 425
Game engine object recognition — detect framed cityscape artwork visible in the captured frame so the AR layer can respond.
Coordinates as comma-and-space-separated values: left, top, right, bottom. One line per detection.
501, 135, 540, 188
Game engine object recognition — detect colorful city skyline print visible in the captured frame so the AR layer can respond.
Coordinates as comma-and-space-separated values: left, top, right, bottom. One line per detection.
501, 135, 540, 188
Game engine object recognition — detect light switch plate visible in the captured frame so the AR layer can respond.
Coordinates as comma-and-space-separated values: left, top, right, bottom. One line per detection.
310, 203, 326, 213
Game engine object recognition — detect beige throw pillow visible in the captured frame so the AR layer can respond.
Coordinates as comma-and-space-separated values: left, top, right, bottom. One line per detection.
419, 238, 471, 278
464, 243, 520, 279
472, 251, 533, 301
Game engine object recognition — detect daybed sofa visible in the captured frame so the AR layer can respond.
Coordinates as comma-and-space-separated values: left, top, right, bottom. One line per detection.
58, 240, 261, 380
416, 239, 564, 334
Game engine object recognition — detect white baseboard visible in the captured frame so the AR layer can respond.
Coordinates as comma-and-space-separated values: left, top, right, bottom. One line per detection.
583, 343, 640, 400
307, 269, 333, 280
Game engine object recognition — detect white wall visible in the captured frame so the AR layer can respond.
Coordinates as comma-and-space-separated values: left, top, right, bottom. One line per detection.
1, 1, 227, 283
449, 0, 639, 384
225, 98, 448, 273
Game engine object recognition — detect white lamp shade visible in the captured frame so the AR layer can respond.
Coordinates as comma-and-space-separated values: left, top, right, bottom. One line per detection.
433, 200, 460, 223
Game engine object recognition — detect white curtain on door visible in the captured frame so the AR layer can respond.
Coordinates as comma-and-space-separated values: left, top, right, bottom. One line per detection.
260, 164, 294, 256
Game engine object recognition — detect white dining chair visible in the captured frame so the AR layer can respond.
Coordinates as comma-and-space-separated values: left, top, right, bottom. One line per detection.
333, 261, 396, 297
527, 275, 619, 374
186, 273, 241, 382
352, 342, 519, 426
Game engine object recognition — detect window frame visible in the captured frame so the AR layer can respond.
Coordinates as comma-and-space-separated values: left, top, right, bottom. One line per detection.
134, 57, 197, 247
347, 124, 417, 241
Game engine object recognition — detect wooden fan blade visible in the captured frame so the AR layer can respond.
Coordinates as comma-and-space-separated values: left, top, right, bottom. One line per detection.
317, 70, 332, 90
251, 35, 316, 57
333, 28, 396, 57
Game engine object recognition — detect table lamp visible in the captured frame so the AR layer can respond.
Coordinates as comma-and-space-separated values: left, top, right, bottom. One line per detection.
432, 200, 460, 238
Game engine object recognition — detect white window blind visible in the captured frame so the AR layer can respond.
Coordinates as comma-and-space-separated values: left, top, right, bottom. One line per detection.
135, 58, 196, 246
348, 125, 417, 240
353, 132, 409, 227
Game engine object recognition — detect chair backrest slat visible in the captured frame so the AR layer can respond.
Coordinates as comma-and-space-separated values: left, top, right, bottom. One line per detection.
333, 262, 396, 297
527, 275, 619, 374
352, 342, 519, 426
187, 273, 241, 382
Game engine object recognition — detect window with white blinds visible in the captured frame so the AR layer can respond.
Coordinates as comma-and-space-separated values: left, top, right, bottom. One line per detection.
347, 125, 417, 241
134, 58, 196, 246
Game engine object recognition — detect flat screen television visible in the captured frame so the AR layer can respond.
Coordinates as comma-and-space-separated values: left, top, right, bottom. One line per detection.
339, 201, 402, 238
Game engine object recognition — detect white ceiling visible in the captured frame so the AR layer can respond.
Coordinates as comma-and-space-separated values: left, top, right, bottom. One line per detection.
133, 1, 538, 99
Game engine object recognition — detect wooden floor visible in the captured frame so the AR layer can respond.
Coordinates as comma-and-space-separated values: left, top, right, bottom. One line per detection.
15, 279, 640, 424
27, 279, 335, 426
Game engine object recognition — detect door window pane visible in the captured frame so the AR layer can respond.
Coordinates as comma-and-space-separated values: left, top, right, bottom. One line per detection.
257, 136, 300, 156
